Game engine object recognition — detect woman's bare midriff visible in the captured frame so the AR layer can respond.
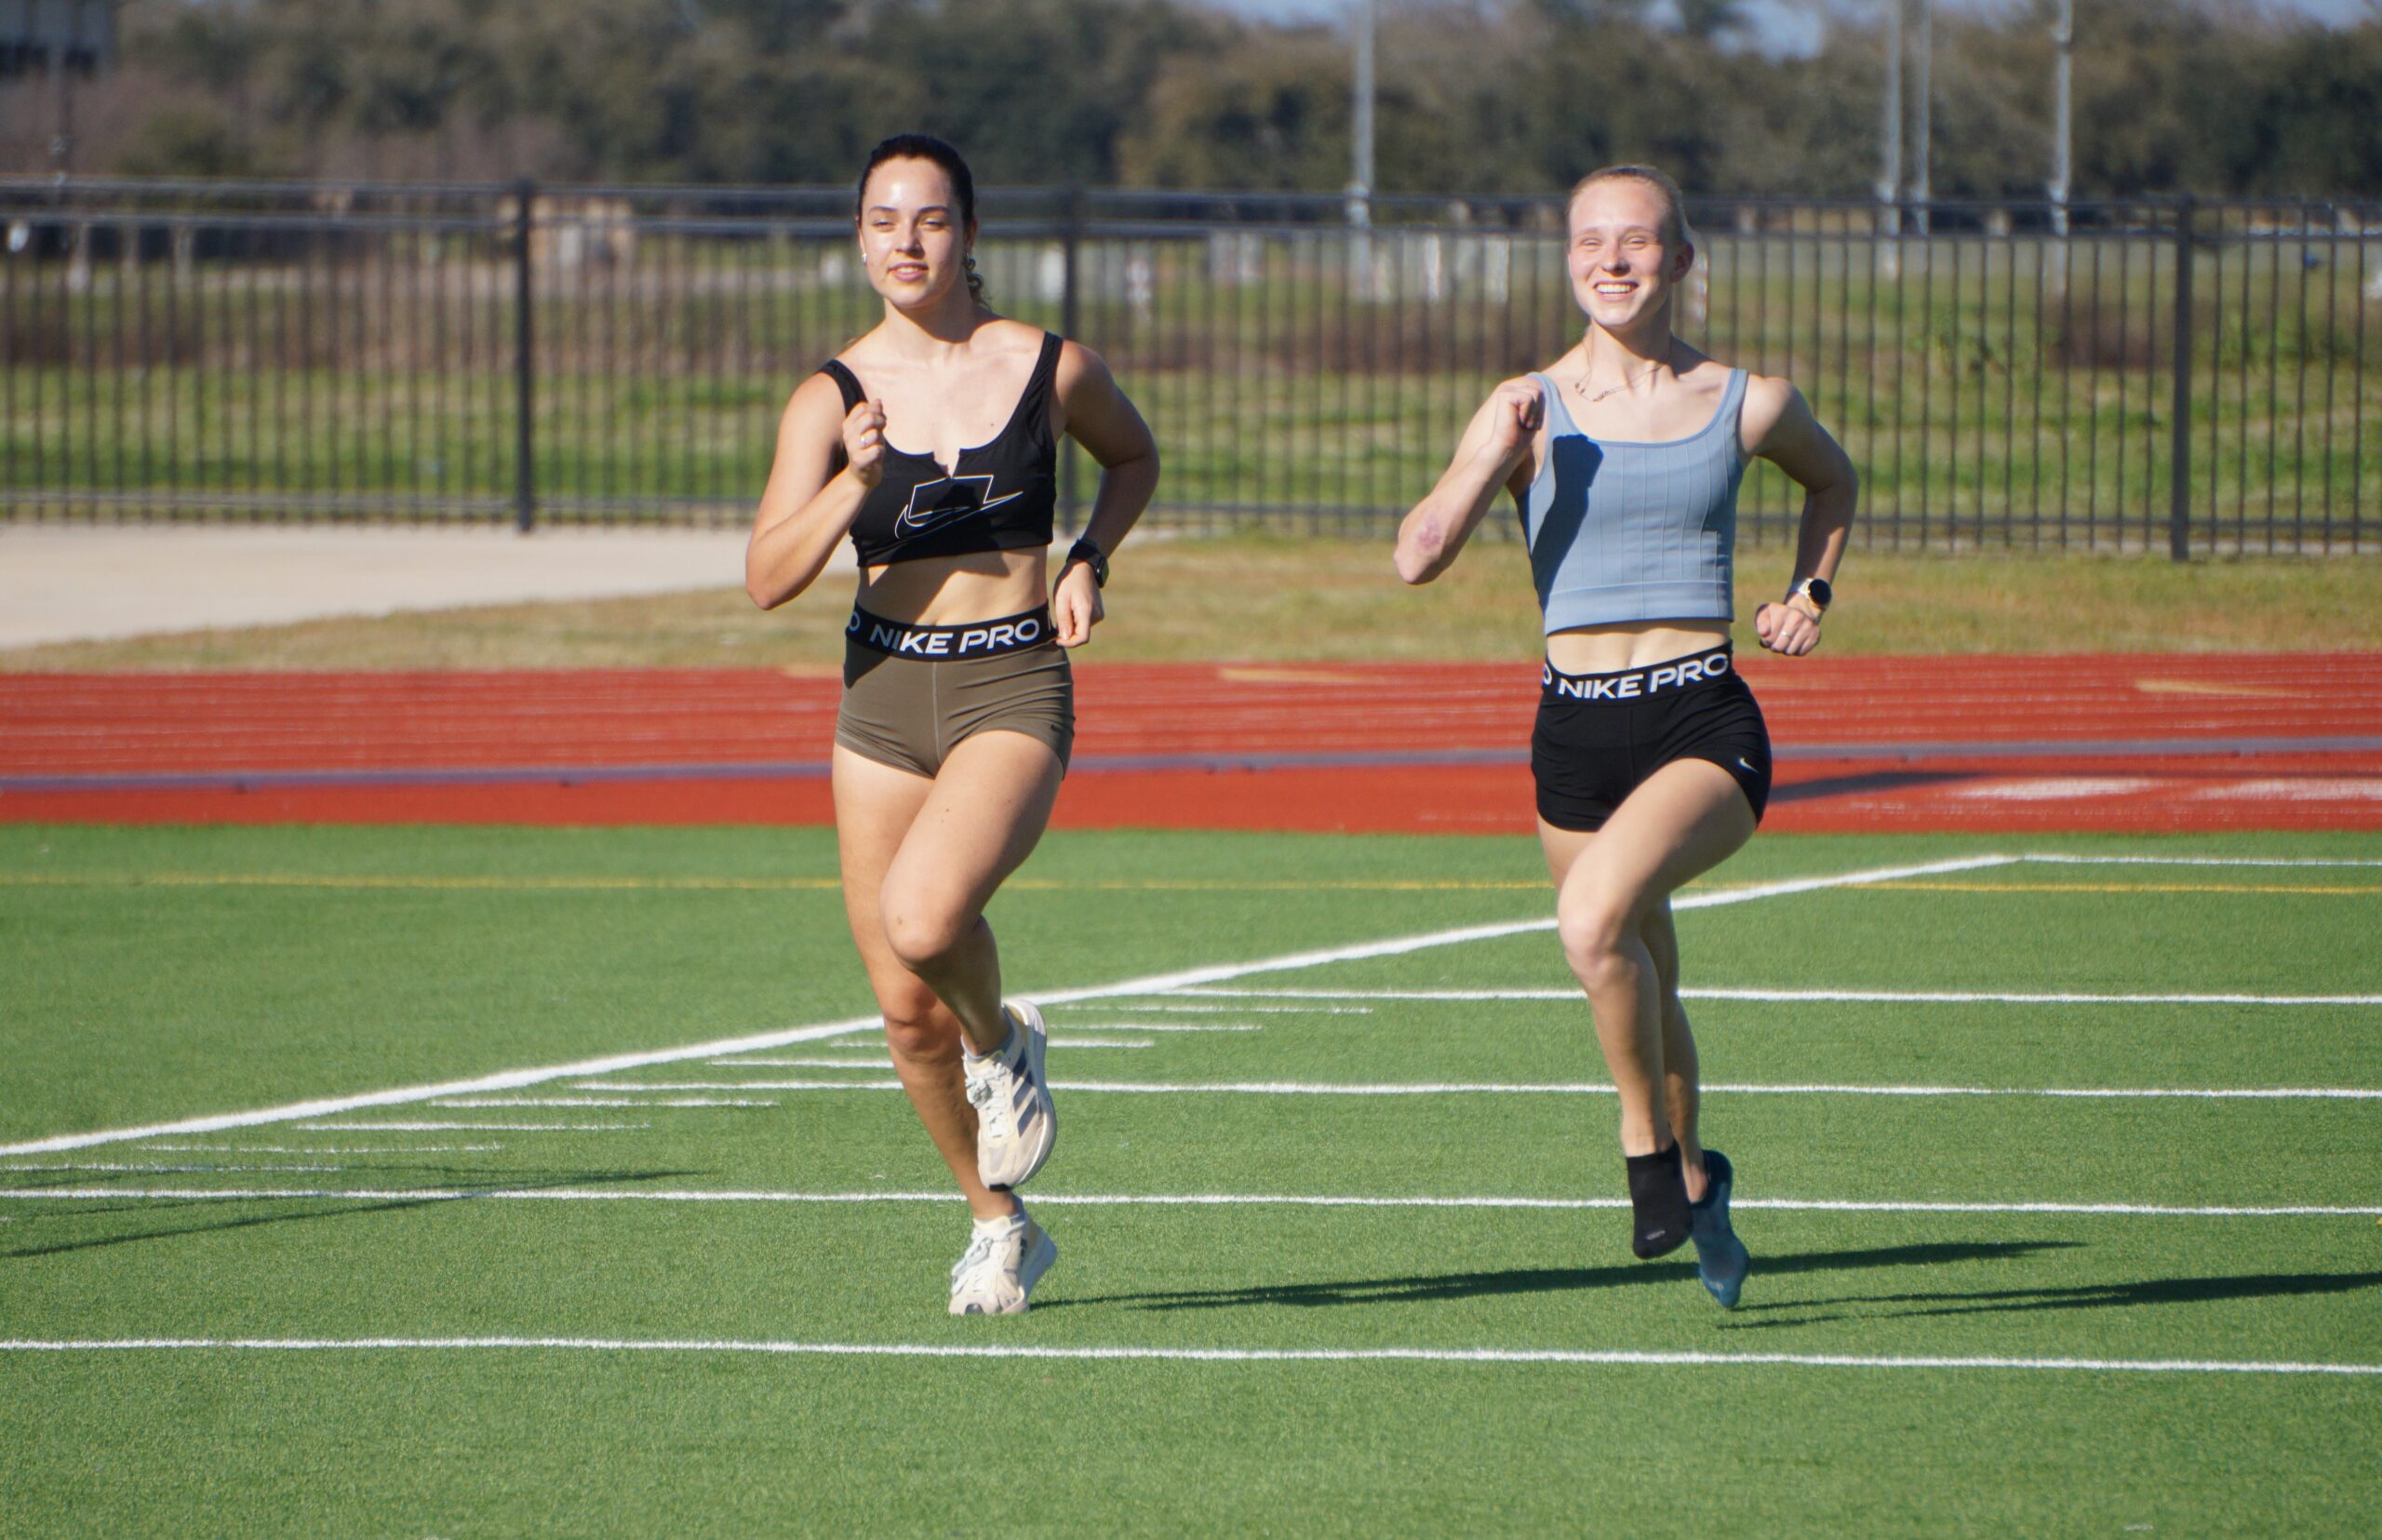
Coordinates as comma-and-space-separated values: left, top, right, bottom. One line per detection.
856, 548, 1048, 623
1545, 619, 1733, 675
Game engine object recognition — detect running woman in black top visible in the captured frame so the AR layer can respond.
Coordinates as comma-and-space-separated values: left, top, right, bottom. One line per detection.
747, 136, 1158, 1316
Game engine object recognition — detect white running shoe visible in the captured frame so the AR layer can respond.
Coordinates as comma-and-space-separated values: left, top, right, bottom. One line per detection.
965, 1001, 1056, 1191
947, 1209, 1057, 1317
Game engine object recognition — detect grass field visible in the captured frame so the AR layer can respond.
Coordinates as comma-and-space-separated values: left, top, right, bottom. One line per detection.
5, 824, 2378, 1533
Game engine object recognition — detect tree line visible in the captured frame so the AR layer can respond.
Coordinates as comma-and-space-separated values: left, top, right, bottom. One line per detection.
11, 0, 2378, 198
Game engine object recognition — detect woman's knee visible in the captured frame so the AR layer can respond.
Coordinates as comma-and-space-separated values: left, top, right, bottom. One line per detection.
1557, 888, 1644, 984
879, 888, 976, 971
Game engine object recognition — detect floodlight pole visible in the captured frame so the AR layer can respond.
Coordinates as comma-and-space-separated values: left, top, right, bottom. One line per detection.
1878, 0, 1902, 231
1911, 0, 1932, 234
2049, 0, 2073, 236
1348, 0, 1375, 230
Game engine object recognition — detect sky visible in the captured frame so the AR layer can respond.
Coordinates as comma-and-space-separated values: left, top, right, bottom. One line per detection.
1212, 0, 2374, 60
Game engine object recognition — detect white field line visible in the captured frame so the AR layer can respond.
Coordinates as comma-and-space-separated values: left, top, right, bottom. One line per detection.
1051, 1024, 1266, 1034
290, 1121, 651, 1132
2022, 854, 2382, 869
1065, 1004, 1373, 1016
427, 1097, 779, 1109
1163, 986, 2382, 1007
1, 1162, 346, 1174
587, 1078, 2382, 1101
5, 853, 2015, 1159
138, 1145, 502, 1154
699, 1059, 893, 1070
0, 1337, 2371, 1376
705, 1055, 881, 1065
6, 1187, 2371, 1220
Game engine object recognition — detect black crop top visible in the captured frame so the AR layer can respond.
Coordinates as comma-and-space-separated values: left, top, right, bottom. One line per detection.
818, 331, 1063, 569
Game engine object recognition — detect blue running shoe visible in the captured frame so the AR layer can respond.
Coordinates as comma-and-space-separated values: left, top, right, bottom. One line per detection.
1688, 1149, 1750, 1308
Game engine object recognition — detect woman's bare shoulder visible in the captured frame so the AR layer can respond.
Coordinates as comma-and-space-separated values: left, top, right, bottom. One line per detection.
1737, 370, 1807, 440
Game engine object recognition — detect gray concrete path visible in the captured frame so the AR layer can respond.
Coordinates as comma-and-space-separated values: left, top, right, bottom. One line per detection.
0, 526, 819, 649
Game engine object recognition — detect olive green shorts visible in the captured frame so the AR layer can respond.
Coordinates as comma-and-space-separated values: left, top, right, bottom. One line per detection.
836, 636, 1075, 778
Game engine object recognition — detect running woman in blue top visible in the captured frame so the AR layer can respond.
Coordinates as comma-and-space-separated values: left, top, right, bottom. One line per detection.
747, 136, 1158, 1316
1395, 165, 1856, 1307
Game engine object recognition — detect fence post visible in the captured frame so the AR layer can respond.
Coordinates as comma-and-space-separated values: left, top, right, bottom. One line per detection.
2169, 195, 2194, 562
513, 178, 537, 534
1060, 186, 1084, 528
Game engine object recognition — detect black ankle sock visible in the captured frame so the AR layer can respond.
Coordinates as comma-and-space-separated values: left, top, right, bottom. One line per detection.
1625, 1141, 1692, 1259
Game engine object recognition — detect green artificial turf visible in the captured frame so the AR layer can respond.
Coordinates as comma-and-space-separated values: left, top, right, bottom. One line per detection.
3, 825, 2378, 1535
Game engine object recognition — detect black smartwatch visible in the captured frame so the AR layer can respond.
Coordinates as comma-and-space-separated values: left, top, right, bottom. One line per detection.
1064, 537, 1108, 589
1788, 576, 1832, 614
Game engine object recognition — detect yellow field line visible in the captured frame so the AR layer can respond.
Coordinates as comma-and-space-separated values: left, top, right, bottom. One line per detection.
1853, 880, 2382, 897
0, 873, 1565, 894
9, 873, 2371, 897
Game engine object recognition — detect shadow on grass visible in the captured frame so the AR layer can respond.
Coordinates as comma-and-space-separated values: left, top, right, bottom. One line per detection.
0, 1168, 702, 1262
1042, 1239, 2072, 1313
1723, 1267, 2382, 1329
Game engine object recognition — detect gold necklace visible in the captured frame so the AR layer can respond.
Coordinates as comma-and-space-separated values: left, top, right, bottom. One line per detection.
1574, 363, 1664, 404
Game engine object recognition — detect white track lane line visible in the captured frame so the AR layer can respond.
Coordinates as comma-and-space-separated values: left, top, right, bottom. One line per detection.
6, 853, 2016, 1159
582, 1078, 2382, 1101
0, 1338, 2370, 1376
1163, 986, 2382, 1006
6, 1188, 2371, 1219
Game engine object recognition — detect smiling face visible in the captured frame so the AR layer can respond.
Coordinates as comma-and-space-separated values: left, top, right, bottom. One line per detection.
856, 156, 973, 309
1566, 176, 1695, 336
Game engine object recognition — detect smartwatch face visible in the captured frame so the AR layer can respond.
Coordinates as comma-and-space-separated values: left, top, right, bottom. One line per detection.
1803, 577, 1832, 609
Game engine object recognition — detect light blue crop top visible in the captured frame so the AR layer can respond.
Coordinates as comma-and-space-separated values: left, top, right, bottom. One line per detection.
1515, 368, 1748, 634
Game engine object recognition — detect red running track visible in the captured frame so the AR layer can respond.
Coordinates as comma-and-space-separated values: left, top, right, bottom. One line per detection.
3, 654, 2378, 833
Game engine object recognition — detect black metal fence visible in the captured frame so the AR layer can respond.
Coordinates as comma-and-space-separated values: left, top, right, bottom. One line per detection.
4, 177, 2376, 553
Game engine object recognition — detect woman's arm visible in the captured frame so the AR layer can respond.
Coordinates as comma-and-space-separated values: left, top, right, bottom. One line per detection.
1394, 379, 1543, 584
1743, 377, 1856, 657
1050, 341, 1158, 647
744, 373, 885, 611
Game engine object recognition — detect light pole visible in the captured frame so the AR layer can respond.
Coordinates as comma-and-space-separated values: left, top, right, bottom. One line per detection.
1911, 0, 1932, 234
1348, 0, 1375, 230
1878, 0, 1902, 233
2049, 0, 2073, 235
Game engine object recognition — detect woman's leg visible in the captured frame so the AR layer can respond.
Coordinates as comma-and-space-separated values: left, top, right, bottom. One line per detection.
831, 732, 1062, 1222
875, 730, 1065, 1051
1639, 898, 1706, 1199
1539, 757, 1754, 1197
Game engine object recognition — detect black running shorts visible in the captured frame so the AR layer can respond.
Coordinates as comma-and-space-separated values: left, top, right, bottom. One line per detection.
1531, 646, 1773, 832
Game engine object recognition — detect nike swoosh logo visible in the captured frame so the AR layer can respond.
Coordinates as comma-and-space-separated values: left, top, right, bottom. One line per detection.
893, 475, 1024, 537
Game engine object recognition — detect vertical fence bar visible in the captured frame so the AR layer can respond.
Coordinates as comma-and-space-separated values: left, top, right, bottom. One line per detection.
2169, 197, 2194, 561
1060, 187, 1083, 529
513, 179, 536, 534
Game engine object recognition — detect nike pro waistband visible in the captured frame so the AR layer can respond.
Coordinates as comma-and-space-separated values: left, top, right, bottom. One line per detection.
1541, 646, 1735, 703
847, 605, 1055, 660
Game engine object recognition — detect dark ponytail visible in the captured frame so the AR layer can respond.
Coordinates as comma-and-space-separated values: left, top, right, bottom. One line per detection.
856, 133, 985, 302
